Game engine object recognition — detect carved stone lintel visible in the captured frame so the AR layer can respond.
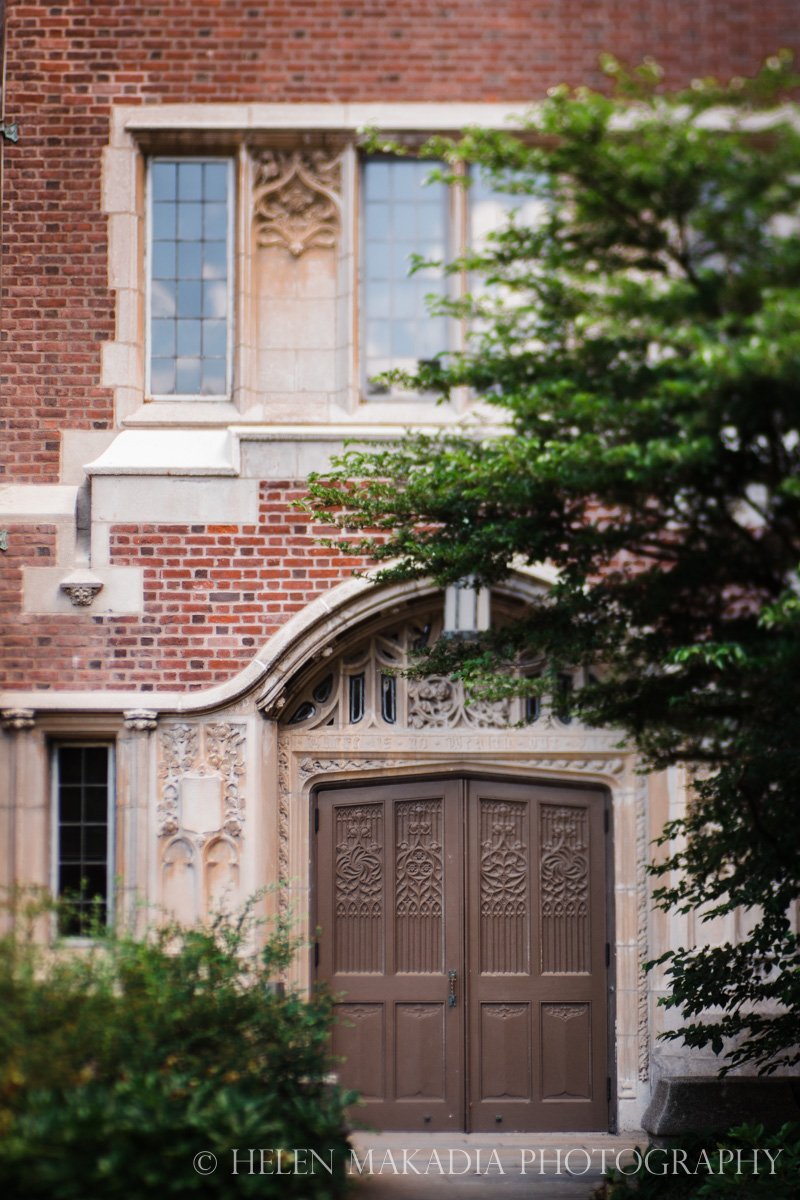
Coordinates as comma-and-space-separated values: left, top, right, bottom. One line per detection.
299, 757, 396, 783
254, 148, 342, 257
123, 708, 158, 732
1, 707, 35, 732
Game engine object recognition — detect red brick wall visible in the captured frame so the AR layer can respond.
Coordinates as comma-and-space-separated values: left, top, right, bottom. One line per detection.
1, 484, 367, 691
1, 1, 798, 483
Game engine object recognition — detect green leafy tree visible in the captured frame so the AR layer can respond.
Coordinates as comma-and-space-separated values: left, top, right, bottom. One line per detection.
305, 55, 800, 1074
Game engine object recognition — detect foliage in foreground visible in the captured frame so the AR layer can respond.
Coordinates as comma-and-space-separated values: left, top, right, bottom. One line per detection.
304, 56, 800, 1072
0, 897, 352, 1199
598, 1123, 800, 1200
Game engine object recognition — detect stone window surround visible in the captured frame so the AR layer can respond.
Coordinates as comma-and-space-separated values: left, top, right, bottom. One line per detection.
102, 102, 530, 431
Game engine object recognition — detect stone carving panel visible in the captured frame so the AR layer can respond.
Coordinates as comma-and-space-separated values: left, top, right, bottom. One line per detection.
253, 149, 342, 257
157, 721, 245, 916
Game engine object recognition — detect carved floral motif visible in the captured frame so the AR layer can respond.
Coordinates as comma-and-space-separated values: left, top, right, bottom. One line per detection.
547, 1004, 585, 1022
407, 676, 511, 730
206, 723, 246, 838
158, 722, 246, 841
480, 802, 528, 919
254, 149, 342, 257
540, 806, 589, 920
396, 801, 443, 920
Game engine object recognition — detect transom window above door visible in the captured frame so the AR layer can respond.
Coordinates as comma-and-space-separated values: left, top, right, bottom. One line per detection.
276, 604, 579, 731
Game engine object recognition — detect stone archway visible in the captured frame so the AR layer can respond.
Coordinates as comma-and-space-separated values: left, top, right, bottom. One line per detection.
268, 590, 650, 1131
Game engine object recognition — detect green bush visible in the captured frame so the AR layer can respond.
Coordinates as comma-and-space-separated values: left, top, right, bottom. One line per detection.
0, 896, 353, 1199
599, 1122, 800, 1200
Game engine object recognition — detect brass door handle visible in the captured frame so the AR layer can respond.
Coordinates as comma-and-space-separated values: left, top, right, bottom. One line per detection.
448, 969, 457, 1008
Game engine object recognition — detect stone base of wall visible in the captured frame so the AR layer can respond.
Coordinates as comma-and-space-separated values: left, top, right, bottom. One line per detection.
642, 1076, 800, 1139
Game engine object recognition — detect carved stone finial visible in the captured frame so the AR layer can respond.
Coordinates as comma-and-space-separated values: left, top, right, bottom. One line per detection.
2, 707, 35, 732
123, 708, 158, 732
253, 149, 342, 257
60, 569, 104, 608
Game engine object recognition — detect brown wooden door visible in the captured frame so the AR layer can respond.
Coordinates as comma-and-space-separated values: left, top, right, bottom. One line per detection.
315, 776, 609, 1132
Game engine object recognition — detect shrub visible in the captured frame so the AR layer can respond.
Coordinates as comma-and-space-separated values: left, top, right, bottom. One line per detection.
0, 895, 353, 1199
598, 1122, 800, 1200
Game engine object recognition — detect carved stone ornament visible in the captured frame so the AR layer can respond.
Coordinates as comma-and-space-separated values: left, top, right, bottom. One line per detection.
1, 707, 35, 732
59, 569, 104, 608
253, 149, 342, 257
157, 721, 246, 841
123, 708, 158, 732
636, 775, 650, 1082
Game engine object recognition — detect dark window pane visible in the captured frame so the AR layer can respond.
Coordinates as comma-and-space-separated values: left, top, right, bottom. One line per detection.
349, 674, 365, 724
288, 702, 315, 725
313, 674, 334, 704
83, 747, 108, 784
59, 825, 81, 862
381, 674, 397, 724
83, 786, 108, 823
58, 747, 83, 784
58, 785, 82, 822
83, 825, 108, 860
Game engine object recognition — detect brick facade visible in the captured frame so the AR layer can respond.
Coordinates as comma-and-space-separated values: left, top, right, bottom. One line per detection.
2, 1, 799, 481
2, 1, 798, 690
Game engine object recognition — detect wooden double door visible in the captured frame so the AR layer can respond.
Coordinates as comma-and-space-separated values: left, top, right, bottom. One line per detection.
315, 776, 610, 1132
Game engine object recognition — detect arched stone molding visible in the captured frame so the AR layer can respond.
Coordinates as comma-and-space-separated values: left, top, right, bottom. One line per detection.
0, 565, 555, 718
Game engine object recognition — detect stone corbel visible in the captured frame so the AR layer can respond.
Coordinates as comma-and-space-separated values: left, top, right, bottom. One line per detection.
253, 148, 342, 257
123, 709, 158, 732
1, 707, 35, 733
60, 569, 104, 608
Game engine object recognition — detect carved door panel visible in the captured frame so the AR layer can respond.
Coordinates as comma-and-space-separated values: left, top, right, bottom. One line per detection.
316, 776, 608, 1132
466, 778, 608, 1132
316, 780, 465, 1130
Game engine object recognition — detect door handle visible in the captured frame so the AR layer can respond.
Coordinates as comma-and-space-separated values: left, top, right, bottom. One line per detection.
448, 969, 457, 1008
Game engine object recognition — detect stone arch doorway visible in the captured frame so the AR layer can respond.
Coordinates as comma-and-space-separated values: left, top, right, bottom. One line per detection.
267, 589, 633, 1133
314, 772, 610, 1133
